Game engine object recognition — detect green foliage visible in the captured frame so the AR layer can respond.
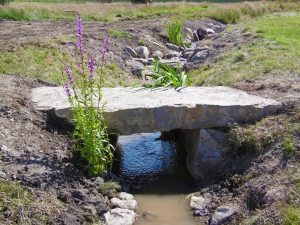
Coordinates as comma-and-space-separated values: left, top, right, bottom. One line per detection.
146, 59, 190, 88
166, 19, 184, 46
108, 28, 131, 40
208, 9, 240, 24
283, 205, 300, 225
283, 135, 295, 158
64, 17, 113, 176
99, 181, 121, 194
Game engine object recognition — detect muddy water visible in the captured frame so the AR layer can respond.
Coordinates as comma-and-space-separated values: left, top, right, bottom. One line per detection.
115, 132, 205, 225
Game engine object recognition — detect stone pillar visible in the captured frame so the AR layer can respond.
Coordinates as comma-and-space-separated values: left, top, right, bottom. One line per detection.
182, 129, 230, 181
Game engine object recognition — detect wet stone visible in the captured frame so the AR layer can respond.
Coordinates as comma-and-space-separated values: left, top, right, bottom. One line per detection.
210, 206, 238, 225
104, 208, 136, 225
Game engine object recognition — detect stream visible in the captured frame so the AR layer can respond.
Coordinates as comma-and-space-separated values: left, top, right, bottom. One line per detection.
114, 132, 205, 225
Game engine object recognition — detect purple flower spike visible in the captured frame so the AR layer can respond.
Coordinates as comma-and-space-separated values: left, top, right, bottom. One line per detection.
65, 64, 74, 85
64, 82, 72, 97
76, 15, 84, 53
88, 56, 95, 81
100, 35, 110, 61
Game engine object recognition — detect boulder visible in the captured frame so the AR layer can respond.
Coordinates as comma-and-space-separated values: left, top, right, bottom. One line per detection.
210, 206, 238, 225
126, 60, 144, 77
187, 50, 209, 63
135, 46, 150, 59
119, 192, 134, 200
104, 208, 136, 225
31, 86, 281, 135
197, 28, 208, 40
111, 197, 137, 211
183, 128, 231, 180
190, 196, 211, 210
123, 47, 137, 58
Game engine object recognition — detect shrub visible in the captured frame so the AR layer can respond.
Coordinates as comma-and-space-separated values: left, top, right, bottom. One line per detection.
146, 59, 190, 88
166, 19, 184, 46
63, 15, 113, 176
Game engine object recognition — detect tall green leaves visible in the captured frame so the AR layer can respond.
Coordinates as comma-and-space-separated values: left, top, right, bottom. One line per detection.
166, 19, 184, 46
147, 59, 190, 88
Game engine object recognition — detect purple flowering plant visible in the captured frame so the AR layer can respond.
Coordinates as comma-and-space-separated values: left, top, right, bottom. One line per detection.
63, 14, 113, 176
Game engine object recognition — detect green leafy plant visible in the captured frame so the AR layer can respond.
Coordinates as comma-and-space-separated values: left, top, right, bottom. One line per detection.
63, 15, 113, 176
166, 19, 184, 46
283, 135, 295, 158
146, 59, 190, 88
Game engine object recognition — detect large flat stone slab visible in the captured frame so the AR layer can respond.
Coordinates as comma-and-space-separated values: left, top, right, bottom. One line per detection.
31, 86, 281, 135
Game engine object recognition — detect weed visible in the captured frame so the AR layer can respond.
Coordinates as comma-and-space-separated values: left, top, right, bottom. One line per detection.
232, 52, 245, 63
108, 28, 131, 40
166, 18, 184, 46
99, 181, 121, 193
146, 59, 190, 88
63, 15, 113, 176
283, 135, 295, 158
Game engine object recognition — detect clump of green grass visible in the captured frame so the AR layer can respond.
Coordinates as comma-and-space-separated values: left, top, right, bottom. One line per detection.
166, 18, 184, 46
108, 28, 131, 40
228, 115, 287, 155
99, 181, 121, 194
208, 9, 240, 24
283, 135, 296, 158
146, 59, 190, 88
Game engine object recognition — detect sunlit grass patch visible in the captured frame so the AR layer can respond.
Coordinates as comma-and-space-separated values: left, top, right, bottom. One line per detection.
189, 13, 300, 86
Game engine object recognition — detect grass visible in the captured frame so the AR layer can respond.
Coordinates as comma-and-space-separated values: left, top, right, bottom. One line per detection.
0, 44, 139, 86
166, 18, 184, 46
189, 12, 300, 86
0, 181, 64, 224
0, 1, 299, 22
108, 28, 131, 40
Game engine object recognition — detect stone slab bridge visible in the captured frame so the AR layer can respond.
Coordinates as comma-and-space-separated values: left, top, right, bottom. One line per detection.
31, 86, 281, 180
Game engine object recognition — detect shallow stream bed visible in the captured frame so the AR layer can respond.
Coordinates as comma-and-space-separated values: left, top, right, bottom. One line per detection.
114, 132, 205, 225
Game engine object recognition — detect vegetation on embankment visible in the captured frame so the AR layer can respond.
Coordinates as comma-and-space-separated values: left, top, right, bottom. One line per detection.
0, 1, 300, 22
189, 12, 300, 86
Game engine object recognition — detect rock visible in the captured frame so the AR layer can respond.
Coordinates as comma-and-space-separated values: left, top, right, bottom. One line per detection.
71, 189, 86, 201
134, 46, 150, 59
133, 58, 154, 66
206, 28, 215, 34
58, 190, 71, 202
210, 206, 238, 225
164, 50, 181, 59
94, 177, 104, 186
62, 213, 80, 225
190, 196, 211, 209
193, 209, 201, 217
126, 60, 144, 77
31, 86, 281, 135
166, 42, 179, 51
263, 186, 288, 205
192, 31, 199, 42
184, 27, 194, 38
152, 50, 163, 59
104, 208, 136, 225
187, 50, 209, 63
119, 192, 134, 200
182, 49, 194, 59
183, 129, 230, 180
82, 204, 97, 216
0, 170, 6, 180
124, 47, 137, 58
197, 28, 208, 40
111, 197, 137, 211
